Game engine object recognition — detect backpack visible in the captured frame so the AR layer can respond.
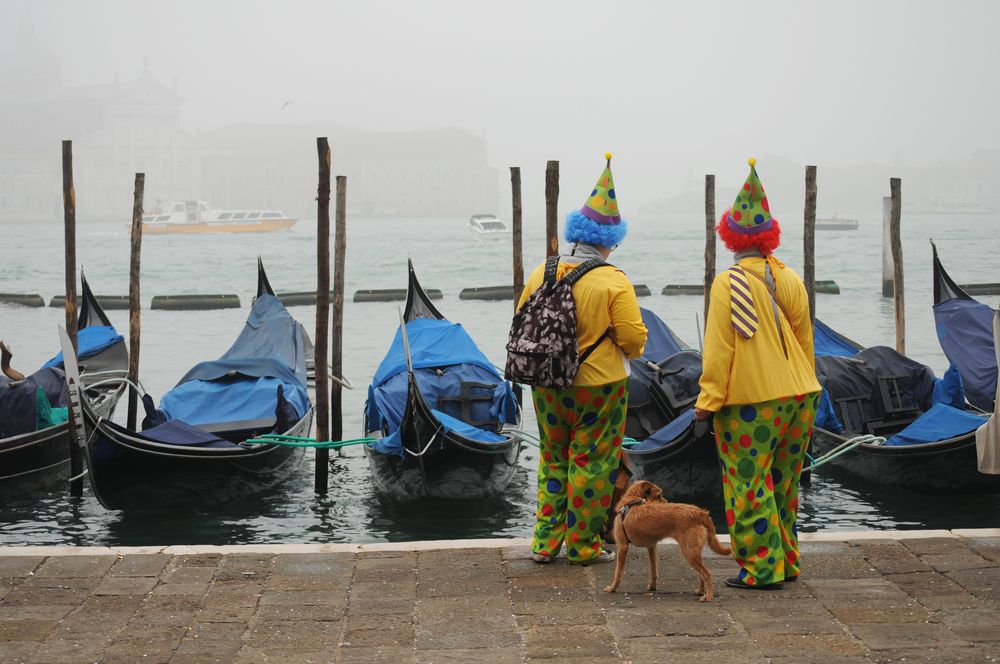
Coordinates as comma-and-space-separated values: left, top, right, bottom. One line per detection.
504, 256, 613, 389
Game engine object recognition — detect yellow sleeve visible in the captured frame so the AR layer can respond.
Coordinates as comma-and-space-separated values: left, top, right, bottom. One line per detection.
608, 272, 647, 359
696, 273, 735, 412
787, 278, 816, 373
516, 263, 546, 312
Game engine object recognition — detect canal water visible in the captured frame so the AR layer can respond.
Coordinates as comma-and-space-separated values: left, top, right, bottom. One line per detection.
2, 211, 999, 545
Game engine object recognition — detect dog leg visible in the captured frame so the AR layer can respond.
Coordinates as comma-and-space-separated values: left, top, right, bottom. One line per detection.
646, 546, 657, 592
603, 543, 628, 593
678, 535, 715, 602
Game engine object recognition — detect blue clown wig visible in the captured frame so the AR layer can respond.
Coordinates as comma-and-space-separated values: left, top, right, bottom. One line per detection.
563, 209, 629, 247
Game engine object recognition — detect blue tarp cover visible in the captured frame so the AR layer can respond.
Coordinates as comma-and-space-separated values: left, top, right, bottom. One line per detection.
934, 299, 997, 411
814, 319, 861, 358
883, 402, 987, 447
137, 419, 238, 449
43, 326, 123, 369
640, 307, 685, 360
628, 408, 695, 452
367, 318, 518, 457
151, 294, 309, 430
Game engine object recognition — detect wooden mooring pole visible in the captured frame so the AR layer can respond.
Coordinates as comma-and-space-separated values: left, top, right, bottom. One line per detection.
127, 173, 145, 430
314, 138, 331, 494
330, 176, 347, 459
545, 160, 559, 258
703, 174, 715, 322
804, 165, 817, 321
61, 140, 82, 497
881, 196, 894, 297
511, 167, 524, 305
890, 178, 904, 355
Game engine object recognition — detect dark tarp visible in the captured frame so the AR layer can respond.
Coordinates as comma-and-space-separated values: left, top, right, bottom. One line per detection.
814, 319, 864, 357
0, 368, 69, 438
934, 298, 997, 412
151, 294, 309, 429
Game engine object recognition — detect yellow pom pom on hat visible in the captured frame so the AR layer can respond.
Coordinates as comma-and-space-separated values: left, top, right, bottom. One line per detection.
726, 157, 773, 236
580, 152, 621, 225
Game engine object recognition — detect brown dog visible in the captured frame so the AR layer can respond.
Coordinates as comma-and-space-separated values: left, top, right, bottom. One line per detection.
603, 480, 731, 601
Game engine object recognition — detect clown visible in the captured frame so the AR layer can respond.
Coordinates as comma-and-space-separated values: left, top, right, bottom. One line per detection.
695, 158, 821, 590
516, 153, 647, 565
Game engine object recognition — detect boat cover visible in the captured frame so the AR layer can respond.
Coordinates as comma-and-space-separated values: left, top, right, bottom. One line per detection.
0, 368, 69, 438
814, 319, 863, 357
628, 408, 696, 452
883, 402, 987, 446
151, 294, 309, 428
367, 317, 519, 457
42, 326, 124, 369
934, 298, 997, 412
132, 419, 238, 449
640, 307, 686, 359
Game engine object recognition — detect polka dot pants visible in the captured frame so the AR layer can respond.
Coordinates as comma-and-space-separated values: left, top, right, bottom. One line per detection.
713, 392, 821, 586
530, 379, 628, 564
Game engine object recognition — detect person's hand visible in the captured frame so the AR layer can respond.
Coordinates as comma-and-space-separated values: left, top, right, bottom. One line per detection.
694, 408, 713, 421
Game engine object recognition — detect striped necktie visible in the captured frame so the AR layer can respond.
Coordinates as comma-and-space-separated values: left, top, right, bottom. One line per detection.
728, 266, 759, 340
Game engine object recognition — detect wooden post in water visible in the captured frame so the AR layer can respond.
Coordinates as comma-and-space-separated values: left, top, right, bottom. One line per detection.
881, 196, 893, 297
890, 178, 904, 355
61, 141, 78, 355
330, 176, 347, 460
314, 138, 331, 494
803, 165, 817, 322
61, 140, 83, 497
545, 160, 559, 258
510, 167, 524, 305
126, 173, 145, 430
703, 174, 715, 322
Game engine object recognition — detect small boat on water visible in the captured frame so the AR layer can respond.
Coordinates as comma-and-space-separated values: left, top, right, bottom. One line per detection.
621, 309, 717, 502
816, 213, 859, 231
75, 260, 313, 510
810, 319, 999, 494
0, 275, 128, 498
141, 200, 297, 235
931, 242, 997, 412
468, 214, 510, 240
363, 260, 522, 501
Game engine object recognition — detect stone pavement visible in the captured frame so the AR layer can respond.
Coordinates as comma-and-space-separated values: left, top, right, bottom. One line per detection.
1, 530, 999, 663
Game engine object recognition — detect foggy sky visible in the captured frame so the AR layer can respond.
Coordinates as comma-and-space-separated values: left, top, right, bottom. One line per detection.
5, 0, 1000, 210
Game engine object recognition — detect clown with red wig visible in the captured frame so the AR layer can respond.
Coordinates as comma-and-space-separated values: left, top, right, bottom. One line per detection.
695, 158, 821, 591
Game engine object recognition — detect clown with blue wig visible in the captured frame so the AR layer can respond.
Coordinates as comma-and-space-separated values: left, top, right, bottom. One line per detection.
516, 153, 648, 565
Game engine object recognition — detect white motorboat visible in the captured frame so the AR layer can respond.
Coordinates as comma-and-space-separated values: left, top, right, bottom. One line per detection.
468, 214, 510, 240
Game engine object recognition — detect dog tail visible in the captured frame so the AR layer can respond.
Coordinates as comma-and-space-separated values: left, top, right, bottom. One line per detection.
701, 511, 732, 555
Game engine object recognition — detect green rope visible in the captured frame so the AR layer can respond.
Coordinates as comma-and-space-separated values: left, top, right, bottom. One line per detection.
244, 434, 376, 450
505, 428, 640, 449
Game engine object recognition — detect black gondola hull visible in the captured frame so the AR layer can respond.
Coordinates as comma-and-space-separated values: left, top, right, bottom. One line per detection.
625, 429, 723, 504
811, 427, 1000, 494
85, 411, 312, 510
364, 432, 520, 502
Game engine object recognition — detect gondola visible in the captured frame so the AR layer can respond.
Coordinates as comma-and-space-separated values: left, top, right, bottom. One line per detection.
932, 242, 997, 412
0, 275, 128, 497
621, 308, 718, 501
810, 318, 1000, 494
363, 260, 522, 502
75, 259, 313, 509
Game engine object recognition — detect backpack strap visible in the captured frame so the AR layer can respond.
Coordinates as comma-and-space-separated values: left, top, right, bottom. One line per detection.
543, 255, 561, 285
561, 258, 611, 287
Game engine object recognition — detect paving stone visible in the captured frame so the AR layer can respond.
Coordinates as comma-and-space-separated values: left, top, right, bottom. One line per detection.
788, 555, 881, 580
732, 602, 845, 635
869, 645, 1000, 663
265, 575, 350, 592
0, 557, 44, 578
253, 604, 343, 622
354, 567, 417, 584
171, 654, 243, 664
522, 625, 619, 659
0, 619, 58, 641
887, 570, 968, 597
413, 595, 517, 650
347, 594, 416, 616
30, 637, 111, 663
618, 632, 756, 657
338, 645, 415, 663
342, 616, 413, 648
94, 574, 159, 595
258, 590, 348, 607
173, 554, 224, 568
236, 646, 340, 663
867, 556, 934, 575
946, 567, 1000, 601
0, 641, 38, 662
751, 632, 867, 657
805, 578, 911, 601
1, 583, 93, 607
848, 622, 969, 650
415, 647, 522, 663
33, 555, 116, 579
244, 620, 342, 651
921, 551, 997, 573
272, 552, 355, 577
900, 537, 971, 557
827, 598, 930, 624
0, 604, 76, 622
962, 537, 1000, 564
110, 553, 171, 577
514, 599, 609, 627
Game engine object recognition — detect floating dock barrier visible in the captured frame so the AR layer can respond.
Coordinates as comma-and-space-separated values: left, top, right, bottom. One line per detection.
633, 284, 651, 297
663, 281, 840, 296
0, 293, 45, 307
151, 294, 241, 310
50, 295, 129, 310
354, 288, 443, 303
460, 286, 516, 301
960, 283, 1000, 296
274, 291, 336, 307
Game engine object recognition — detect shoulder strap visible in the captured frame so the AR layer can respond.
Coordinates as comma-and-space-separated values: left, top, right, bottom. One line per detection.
543, 255, 561, 285
562, 258, 612, 287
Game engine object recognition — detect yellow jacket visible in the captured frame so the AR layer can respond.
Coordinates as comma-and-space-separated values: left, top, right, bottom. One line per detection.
696, 256, 821, 411
517, 259, 647, 386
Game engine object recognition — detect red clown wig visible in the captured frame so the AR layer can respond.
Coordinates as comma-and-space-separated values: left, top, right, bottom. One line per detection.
716, 209, 782, 256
